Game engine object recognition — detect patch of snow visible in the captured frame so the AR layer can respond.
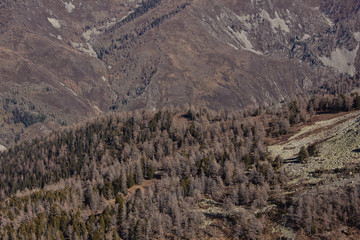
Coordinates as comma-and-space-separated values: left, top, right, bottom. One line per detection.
59, 82, 65, 86
57, 35, 63, 40
0, 144, 6, 152
260, 10, 290, 33
102, 76, 106, 82
64, 2, 75, 13
47, 17, 61, 29
108, 66, 112, 70
320, 45, 359, 76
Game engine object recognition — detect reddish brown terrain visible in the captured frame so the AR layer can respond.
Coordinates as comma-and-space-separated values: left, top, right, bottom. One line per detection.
0, 0, 359, 146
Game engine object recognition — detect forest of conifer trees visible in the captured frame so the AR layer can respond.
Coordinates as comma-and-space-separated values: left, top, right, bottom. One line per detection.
0, 85, 360, 239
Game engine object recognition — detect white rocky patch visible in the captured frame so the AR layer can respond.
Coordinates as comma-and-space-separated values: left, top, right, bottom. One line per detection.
70, 28, 102, 57
120, 10, 135, 21
59, 82, 77, 96
320, 45, 359, 76
66, 87, 78, 96
286, 9, 291, 17
322, 14, 334, 27
235, 14, 252, 29
71, 42, 98, 58
227, 42, 239, 50
301, 34, 311, 41
105, 19, 117, 28
0, 144, 6, 152
47, 17, 61, 29
57, 35, 63, 40
108, 66, 112, 70
102, 76, 107, 82
84, 43, 98, 57
82, 29, 100, 41
93, 105, 102, 113
354, 32, 360, 42
226, 26, 262, 55
260, 10, 290, 33
64, 2, 75, 13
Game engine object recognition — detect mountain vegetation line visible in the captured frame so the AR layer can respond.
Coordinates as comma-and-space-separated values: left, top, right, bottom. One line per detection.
1, 82, 360, 239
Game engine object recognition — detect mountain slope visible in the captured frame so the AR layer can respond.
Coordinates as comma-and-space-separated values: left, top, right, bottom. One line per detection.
0, 0, 359, 146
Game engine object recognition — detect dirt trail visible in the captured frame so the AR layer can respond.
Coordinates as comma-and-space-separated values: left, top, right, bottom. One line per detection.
126, 179, 156, 200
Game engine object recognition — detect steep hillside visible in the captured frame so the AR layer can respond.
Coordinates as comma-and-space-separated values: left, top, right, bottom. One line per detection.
0, 0, 359, 146
1, 94, 360, 238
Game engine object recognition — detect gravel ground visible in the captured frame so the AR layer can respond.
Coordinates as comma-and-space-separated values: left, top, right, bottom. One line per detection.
268, 111, 360, 179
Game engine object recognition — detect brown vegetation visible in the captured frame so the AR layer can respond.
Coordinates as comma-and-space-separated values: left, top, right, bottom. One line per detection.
1, 89, 360, 239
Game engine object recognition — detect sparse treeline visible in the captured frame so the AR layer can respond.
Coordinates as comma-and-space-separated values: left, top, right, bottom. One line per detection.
288, 181, 360, 236
0, 87, 360, 238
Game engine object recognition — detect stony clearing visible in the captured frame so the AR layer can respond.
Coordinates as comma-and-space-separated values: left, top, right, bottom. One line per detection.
0, 144, 6, 152
269, 111, 360, 178
47, 17, 61, 29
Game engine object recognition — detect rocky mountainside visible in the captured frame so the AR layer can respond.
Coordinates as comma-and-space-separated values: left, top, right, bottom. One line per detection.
0, 0, 359, 146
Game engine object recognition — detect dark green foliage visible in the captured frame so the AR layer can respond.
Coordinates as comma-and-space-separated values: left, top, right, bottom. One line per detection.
353, 95, 360, 110
180, 175, 191, 196
129, 220, 142, 240
127, 173, 135, 188
189, 121, 200, 139
183, 109, 195, 120
112, 177, 123, 196
11, 108, 46, 127
102, 181, 114, 200
149, 111, 162, 132
272, 155, 284, 169
298, 146, 309, 163
307, 143, 318, 157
